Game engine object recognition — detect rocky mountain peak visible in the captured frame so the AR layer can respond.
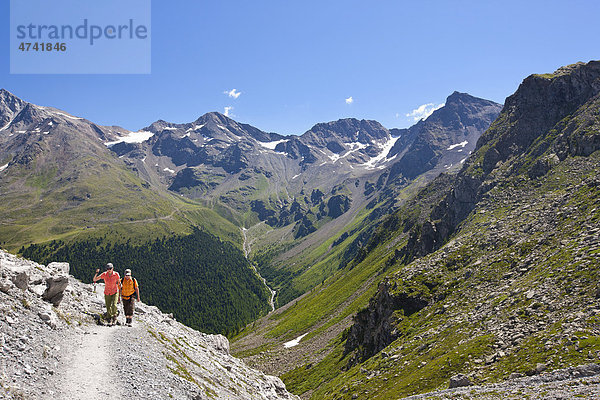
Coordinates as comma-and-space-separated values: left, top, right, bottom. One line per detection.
423, 91, 503, 134
445, 91, 495, 107
0, 89, 28, 128
386, 92, 502, 181
303, 118, 389, 144
445, 90, 470, 103
0, 88, 21, 104
196, 111, 231, 124
476, 60, 600, 161
298, 118, 391, 160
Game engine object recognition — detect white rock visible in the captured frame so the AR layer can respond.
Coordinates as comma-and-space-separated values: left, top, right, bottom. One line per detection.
47, 262, 70, 275
0, 278, 13, 293
30, 284, 47, 296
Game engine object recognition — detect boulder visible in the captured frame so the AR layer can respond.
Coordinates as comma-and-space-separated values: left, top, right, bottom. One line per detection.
535, 363, 547, 374
574, 364, 600, 378
0, 278, 13, 293
12, 271, 29, 290
449, 374, 471, 388
38, 311, 52, 321
208, 334, 230, 355
38, 309, 58, 329
42, 276, 69, 306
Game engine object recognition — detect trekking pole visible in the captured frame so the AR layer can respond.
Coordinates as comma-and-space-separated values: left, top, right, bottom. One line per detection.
93, 268, 99, 293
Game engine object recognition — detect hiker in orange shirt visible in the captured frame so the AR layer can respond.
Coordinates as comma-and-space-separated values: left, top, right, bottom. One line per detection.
120, 268, 140, 327
93, 263, 121, 326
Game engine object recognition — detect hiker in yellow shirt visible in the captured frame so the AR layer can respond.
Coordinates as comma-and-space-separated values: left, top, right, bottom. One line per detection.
120, 268, 140, 327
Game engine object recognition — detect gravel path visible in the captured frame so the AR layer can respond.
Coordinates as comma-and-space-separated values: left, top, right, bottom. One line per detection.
54, 325, 122, 400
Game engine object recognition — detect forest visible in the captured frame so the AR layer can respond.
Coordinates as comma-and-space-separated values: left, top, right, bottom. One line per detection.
21, 228, 271, 336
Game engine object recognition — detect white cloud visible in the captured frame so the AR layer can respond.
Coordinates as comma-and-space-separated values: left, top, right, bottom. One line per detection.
224, 106, 234, 117
345, 96, 353, 105
405, 102, 445, 122
224, 89, 241, 99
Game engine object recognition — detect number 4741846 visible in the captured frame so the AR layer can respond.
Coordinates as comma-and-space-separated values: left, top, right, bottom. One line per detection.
18, 42, 67, 52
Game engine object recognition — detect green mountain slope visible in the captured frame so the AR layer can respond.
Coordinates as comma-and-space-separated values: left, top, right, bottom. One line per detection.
233, 61, 600, 399
0, 91, 240, 250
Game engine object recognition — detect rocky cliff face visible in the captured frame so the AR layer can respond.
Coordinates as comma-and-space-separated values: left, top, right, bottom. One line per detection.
0, 249, 298, 399
405, 61, 600, 260
344, 279, 430, 364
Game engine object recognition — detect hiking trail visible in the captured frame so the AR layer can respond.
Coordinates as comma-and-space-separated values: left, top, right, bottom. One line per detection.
54, 324, 122, 400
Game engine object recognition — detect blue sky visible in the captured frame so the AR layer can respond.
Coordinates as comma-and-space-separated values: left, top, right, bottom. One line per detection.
1, 1, 599, 135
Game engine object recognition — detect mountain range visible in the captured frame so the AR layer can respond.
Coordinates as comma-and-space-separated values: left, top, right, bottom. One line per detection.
0, 86, 501, 313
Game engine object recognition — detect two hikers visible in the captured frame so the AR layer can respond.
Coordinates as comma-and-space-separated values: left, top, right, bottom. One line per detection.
93, 263, 141, 326
121, 268, 140, 327
93, 263, 121, 326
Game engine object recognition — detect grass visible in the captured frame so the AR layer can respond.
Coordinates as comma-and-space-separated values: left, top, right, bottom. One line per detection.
265, 232, 399, 340
0, 154, 242, 251
265, 149, 600, 399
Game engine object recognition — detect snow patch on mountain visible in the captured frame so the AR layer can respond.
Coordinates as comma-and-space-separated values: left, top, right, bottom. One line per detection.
51, 111, 84, 121
0, 118, 15, 131
104, 130, 154, 147
284, 333, 309, 348
363, 135, 400, 169
447, 141, 468, 150
347, 142, 368, 151
187, 124, 205, 132
258, 139, 288, 150
328, 153, 341, 162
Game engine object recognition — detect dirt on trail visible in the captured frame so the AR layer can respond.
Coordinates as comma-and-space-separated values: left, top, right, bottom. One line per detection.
51, 286, 124, 400
53, 324, 122, 400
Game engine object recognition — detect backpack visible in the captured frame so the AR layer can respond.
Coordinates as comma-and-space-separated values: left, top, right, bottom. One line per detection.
121, 277, 138, 299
